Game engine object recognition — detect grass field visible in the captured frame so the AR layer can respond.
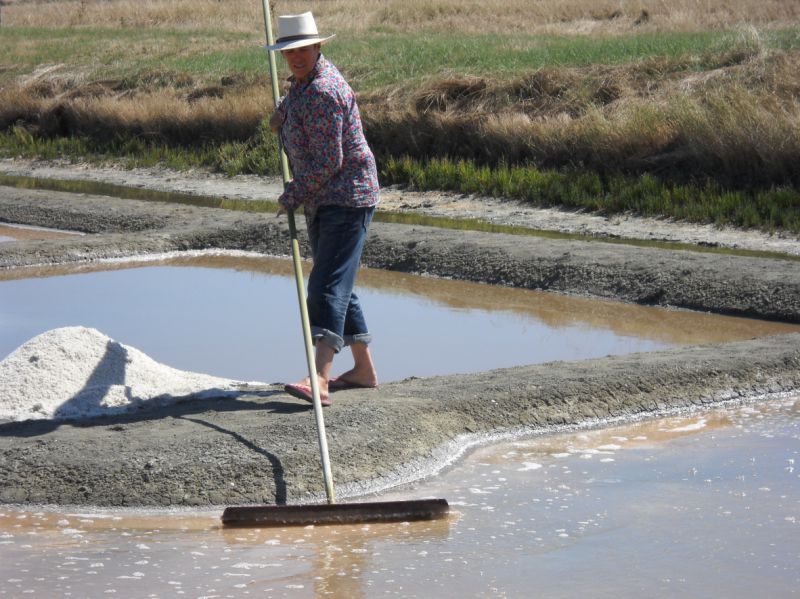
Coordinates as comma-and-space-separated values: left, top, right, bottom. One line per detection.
1, 0, 799, 232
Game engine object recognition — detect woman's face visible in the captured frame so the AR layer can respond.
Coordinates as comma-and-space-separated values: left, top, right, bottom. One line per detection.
281, 43, 321, 82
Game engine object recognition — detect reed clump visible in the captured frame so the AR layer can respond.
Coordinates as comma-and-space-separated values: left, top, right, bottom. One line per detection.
361, 46, 800, 189
1, 74, 269, 144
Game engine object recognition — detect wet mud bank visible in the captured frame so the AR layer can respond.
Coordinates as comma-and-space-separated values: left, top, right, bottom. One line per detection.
1, 335, 798, 507
1, 183, 799, 507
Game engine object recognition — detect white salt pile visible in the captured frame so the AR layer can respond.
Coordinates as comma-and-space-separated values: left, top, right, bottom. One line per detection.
0, 327, 247, 422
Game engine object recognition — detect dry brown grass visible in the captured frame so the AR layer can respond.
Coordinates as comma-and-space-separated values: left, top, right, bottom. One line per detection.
360, 48, 800, 187
3, 0, 799, 189
4, 0, 799, 35
0, 76, 270, 144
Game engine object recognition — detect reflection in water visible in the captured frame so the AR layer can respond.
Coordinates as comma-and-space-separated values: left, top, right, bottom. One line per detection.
1, 253, 798, 383
219, 516, 452, 598
358, 264, 796, 346
3, 252, 796, 345
1, 397, 797, 597
0, 504, 451, 598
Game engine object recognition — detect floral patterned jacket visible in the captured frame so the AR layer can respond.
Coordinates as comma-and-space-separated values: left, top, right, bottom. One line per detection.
277, 54, 380, 213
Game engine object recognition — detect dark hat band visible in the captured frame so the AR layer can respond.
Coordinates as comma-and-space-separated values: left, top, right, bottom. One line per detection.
276, 33, 321, 43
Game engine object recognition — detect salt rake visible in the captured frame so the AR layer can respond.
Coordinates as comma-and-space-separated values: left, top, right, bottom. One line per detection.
220, 1, 448, 528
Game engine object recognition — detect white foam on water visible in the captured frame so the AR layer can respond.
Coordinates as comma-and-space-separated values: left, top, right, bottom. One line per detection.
517, 462, 543, 472
232, 562, 272, 570
665, 418, 708, 433
0, 326, 254, 422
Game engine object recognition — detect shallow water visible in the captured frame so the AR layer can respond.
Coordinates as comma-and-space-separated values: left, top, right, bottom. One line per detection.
0, 223, 82, 243
1, 396, 797, 598
1, 253, 798, 383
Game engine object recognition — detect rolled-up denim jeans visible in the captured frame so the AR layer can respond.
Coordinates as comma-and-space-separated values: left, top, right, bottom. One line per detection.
306, 205, 375, 353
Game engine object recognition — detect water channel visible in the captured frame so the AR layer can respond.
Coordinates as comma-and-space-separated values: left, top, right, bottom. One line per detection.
0, 396, 797, 597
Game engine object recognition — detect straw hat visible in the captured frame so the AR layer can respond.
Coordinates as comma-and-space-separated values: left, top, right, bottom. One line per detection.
265, 12, 335, 51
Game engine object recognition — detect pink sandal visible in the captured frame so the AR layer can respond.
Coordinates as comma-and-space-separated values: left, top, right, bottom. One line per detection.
283, 383, 331, 406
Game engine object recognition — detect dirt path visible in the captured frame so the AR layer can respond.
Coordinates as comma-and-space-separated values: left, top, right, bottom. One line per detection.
0, 161, 799, 508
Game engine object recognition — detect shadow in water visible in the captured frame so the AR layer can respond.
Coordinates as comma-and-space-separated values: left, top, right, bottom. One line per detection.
181, 416, 288, 505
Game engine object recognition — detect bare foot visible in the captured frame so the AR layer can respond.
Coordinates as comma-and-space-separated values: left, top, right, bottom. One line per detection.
330, 368, 379, 389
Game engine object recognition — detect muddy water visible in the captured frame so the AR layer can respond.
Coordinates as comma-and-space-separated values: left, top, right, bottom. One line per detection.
0, 223, 82, 243
1, 253, 798, 382
1, 396, 797, 598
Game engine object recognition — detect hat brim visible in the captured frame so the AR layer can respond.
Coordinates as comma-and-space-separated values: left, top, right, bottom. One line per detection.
265, 34, 335, 52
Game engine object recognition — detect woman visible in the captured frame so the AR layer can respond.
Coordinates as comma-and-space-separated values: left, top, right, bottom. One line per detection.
267, 12, 380, 406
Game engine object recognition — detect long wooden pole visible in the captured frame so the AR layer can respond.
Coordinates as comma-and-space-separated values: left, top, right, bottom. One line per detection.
260, 0, 336, 504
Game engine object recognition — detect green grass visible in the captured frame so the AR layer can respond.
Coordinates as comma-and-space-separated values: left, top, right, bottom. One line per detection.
320, 28, 800, 88
332, 27, 799, 85
4, 123, 798, 235
3, 25, 800, 89
0, 125, 220, 169
165, 47, 268, 77
381, 155, 800, 234
2, 23, 799, 235
0, 118, 277, 175
0, 126, 92, 160
0, 26, 258, 84
215, 119, 282, 176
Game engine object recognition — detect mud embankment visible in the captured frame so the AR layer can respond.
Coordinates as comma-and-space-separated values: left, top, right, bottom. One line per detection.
0, 183, 799, 507
2, 186, 798, 322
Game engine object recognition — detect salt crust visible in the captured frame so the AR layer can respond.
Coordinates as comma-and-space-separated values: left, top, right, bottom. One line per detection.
0, 326, 244, 422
